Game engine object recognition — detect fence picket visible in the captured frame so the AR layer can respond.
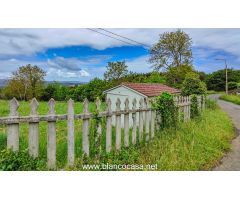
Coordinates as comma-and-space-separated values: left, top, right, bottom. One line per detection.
7, 98, 19, 151
183, 97, 187, 122
132, 98, 137, 145
139, 98, 144, 142
145, 98, 150, 142
82, 98, 90, 156
151, 109, 155, 139
197, 96, 201, 111
124, 98, 129, 147
95, 97, 102, 157
29, 98, 39, 158
0, 94, 204, 168
115, 98, 121, 150
47, 98, 56, 169
202, 95, 205, 110
67, 98, 75, 167
106, 98, 112, 153
188, 96, 191, 120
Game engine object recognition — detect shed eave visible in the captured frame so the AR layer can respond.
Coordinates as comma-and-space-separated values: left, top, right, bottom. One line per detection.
103, 85, 148, 98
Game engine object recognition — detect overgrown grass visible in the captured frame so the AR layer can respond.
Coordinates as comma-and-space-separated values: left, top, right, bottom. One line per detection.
137, 108, 234, 170
0, 100, 235, 170
73, 107, 235, 171
220, 94, 240, 105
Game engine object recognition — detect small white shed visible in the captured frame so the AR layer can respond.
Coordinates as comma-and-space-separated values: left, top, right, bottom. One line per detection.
103, 82, 180, 126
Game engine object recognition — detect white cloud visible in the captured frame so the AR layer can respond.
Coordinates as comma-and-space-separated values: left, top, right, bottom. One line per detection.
126, 55, 152, 73
1, 28, 240, 80
0, 57, 92, 81
47, 68, 90, 78
1, 28, 240, 59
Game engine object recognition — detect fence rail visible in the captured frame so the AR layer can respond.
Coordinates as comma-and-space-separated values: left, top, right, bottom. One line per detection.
0, 95, 205, 169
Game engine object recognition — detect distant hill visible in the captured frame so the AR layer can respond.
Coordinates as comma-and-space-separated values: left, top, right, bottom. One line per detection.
45, 81, 87, 86
0, 79, 86, 88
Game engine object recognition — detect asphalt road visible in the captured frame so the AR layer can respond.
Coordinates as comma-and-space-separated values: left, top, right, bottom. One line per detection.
210, 94, 240, 171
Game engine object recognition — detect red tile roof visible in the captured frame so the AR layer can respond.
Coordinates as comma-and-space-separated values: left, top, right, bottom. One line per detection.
122, 82, 180, 97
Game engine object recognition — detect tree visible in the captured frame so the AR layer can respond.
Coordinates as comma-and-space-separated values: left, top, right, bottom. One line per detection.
149, 29, 192, 71
5, 64, 46, 100
181, 72, 206, 96
104, 61, 129, 81
206, 69, 240, 91
165, 65, 194, 88
73, 78, 108, 101
143, 71, 166, 83
41, 82, 68, 101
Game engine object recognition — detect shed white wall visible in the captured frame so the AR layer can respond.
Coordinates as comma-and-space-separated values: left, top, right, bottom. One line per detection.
105, 86, 148, 127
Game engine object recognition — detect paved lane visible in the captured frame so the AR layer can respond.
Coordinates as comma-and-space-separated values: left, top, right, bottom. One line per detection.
210, 94, 240, 171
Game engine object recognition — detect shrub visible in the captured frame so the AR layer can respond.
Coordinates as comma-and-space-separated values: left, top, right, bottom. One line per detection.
190, 95, 200, 118
153, 92, 178, 129
0, 149, 46, 171
41, 82, 68, 101
181, 72, 207, 96
228, 82, 238, 91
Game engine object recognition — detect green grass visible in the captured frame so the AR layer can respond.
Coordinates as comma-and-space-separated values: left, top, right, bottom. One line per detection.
74, 107, 235, 171
207, 90, 225, 95
137, 108, 234, 170
220, 94, 240, 105
0, 100, 235, 170
0, 100, 106, 169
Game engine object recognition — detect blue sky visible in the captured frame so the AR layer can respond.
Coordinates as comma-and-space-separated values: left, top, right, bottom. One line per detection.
0, 28, 240, 82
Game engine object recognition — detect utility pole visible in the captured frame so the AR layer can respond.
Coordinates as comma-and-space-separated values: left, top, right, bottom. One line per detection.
216, 58, 228, 94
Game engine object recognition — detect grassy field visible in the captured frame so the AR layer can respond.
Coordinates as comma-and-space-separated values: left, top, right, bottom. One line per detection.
220, 94, 240, 105
137, 108, 234, 170
0, 100, 235, 170
0, 100, 106, 168
78, 107, 234, 171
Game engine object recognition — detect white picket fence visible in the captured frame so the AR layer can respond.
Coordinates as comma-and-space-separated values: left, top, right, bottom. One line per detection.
0, 95, 205, 169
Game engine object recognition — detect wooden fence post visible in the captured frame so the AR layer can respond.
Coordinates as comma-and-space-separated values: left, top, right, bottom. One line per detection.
183, 96, 187, 122
197, 96, 201, 112
144, 98, 150, 142
175, 96, 181, 122
150, 101, 155, 140
139, 98, 144, 142
115, 98, 121, 150
188, 96, 191, 120
185, 96, 188, 121
181, 96, 184, 121
47, 98, 56, 169
7, 98, 19, 151
132, 98, 137, 145
82, 98, 90, 156
67, 98, 75, 167
106, 98, 112, 153
124, 98, 129, 147
189, 96, 192, 119
29, 98, 39, 158
202, 95, 206, 110
95, 97, 102, 156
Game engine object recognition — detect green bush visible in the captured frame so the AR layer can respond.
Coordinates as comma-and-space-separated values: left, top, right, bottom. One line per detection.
181, 72, 207, 96
190, 95, 200, 118
153, 92, 178, 129
0, 149, 46, 171
228, 82, 238, 90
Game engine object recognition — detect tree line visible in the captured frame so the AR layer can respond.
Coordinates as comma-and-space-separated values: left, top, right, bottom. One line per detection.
0, 29, 238, 101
